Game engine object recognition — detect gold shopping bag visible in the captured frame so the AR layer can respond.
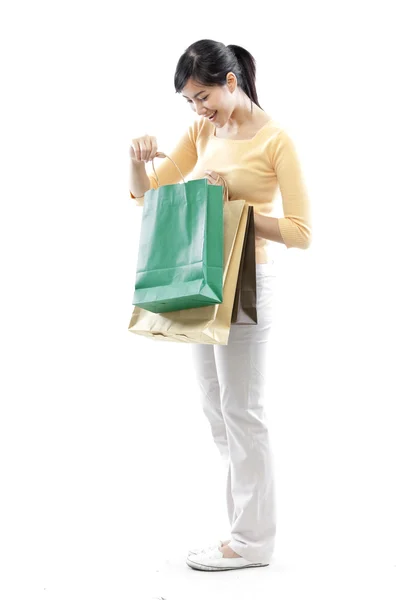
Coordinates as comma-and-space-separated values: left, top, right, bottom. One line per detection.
128, 200, 248, 345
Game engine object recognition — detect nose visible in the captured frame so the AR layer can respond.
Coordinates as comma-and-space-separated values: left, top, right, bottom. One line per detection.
194, 101, 207, 116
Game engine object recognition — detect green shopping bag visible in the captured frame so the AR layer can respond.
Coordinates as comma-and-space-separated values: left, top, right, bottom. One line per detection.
132, 154, 225, 314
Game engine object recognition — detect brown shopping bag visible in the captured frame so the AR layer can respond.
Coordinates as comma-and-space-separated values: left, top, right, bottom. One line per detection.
231, 205, 258, 325
128, 200, 248, 345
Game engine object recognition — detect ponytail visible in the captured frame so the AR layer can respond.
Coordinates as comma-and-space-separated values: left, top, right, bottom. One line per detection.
227, 44, 262, 112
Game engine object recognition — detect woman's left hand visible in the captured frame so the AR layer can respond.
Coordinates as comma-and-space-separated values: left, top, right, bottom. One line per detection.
204, 170, 222, 185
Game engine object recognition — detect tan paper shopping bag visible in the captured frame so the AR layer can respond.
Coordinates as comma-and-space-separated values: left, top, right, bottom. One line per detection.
128, 200, 248, 345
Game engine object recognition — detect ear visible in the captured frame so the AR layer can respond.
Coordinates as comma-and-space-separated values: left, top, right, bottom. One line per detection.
226, 72, 237, 93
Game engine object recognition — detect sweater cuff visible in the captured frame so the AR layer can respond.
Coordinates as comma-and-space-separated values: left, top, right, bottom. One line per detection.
129, 190, 145, 206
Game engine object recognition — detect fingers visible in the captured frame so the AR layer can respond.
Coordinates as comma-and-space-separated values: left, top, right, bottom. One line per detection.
148, 140, 159, 162
131, 140, 148, 162
130, 135, 158, 162
205, 170, 220, 184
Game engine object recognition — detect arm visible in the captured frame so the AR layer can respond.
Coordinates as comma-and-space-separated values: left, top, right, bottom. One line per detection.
262, 130, 312, 249
129, 160, 151, 202
129, 124, 199, 206
254, 213, 285, 244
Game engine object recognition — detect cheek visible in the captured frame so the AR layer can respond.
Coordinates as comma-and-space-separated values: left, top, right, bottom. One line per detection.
211, 97, 222, 110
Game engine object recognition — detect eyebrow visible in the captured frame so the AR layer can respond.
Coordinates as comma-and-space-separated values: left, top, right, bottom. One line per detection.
182, 90, 206, 99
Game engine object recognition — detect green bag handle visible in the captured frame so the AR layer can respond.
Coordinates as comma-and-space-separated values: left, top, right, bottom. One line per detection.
151, 152, 186, 186
151, 152, 229, 203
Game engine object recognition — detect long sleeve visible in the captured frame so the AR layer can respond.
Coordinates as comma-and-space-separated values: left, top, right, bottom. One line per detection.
267, 130, 312, 249
130, 122, 199, 206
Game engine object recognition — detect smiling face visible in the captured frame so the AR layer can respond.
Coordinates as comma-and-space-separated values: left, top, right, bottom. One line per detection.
181, 74, 237, 126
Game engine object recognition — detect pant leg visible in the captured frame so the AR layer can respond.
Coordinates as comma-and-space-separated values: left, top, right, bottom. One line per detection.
191, 343, 237, 525
213, 266, 277, 563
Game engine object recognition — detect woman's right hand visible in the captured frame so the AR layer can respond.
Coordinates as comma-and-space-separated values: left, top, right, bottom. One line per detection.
130, 135, 164, 164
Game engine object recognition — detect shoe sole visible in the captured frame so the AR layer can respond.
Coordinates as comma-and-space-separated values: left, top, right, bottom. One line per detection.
186, 557, 269, 571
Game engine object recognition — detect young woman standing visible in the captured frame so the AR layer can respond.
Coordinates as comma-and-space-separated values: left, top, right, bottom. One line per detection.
130, 39, 312, 572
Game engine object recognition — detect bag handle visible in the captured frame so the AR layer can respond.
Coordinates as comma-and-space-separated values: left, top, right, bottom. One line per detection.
217, 175, 229, 204
151, 152, 186, 185
151, 152, 229, 203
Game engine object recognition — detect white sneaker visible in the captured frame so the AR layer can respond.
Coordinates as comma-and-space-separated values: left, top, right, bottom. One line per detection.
186, 546, 270, 571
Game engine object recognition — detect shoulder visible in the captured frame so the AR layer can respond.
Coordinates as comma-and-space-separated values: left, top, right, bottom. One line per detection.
259, 119, 291, 143
260, 121, 302, 163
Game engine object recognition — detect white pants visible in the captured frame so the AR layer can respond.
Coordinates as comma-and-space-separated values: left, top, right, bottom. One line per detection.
191, 263, 277, 563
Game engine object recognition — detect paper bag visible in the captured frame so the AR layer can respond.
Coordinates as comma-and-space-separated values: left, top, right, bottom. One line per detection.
231, 205, 258, 324
133, 176, 224, 313
128, 200, 248, 345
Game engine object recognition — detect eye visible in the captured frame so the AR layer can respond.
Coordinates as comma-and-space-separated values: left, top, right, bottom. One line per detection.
186, 95, 209, 103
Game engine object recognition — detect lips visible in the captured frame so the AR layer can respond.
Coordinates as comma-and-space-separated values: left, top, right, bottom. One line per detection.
207, 111, 217, 119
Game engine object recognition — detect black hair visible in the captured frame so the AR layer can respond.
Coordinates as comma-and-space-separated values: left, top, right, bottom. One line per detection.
174, 39, 263, 113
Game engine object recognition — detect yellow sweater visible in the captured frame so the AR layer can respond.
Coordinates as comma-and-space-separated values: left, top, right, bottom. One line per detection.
130, 117, 312, 264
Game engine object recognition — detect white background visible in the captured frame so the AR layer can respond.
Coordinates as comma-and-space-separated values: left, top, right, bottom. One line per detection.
1, 1, 399, 599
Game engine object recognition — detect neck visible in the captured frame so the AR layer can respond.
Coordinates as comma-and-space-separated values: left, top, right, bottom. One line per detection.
226, 99, 262, 131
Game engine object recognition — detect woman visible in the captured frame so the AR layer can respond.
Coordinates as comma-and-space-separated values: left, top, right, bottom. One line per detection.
129, 39, 312, 572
